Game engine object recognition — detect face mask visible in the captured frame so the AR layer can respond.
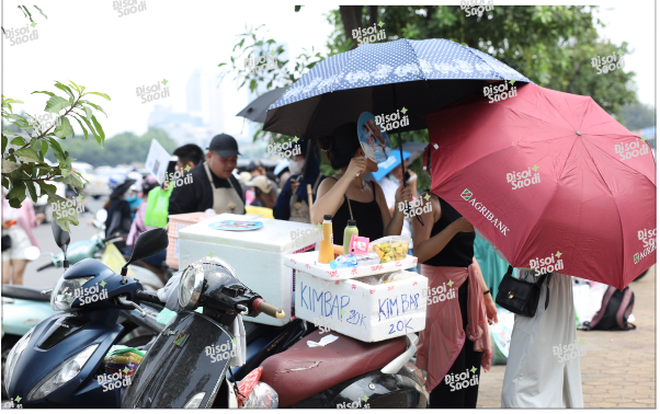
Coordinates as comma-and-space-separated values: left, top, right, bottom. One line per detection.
289, 159, 304, 175
388, 174, 401, 186
124, 194, 138, 203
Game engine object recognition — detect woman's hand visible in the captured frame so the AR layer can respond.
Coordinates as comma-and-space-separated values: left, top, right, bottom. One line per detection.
452, 217, 474, 233
394, 181, 413, 208
485, 294, 499, 325
290, 177, 301, 194
345, 156, 367, 178
35, 213, 46, 225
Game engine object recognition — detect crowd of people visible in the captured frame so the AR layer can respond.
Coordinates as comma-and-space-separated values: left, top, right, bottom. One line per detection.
1, 126, 582, 409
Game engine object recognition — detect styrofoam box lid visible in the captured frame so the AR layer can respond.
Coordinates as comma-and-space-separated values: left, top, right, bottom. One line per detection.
179, 213, 324, 253
284, 250, 419, 280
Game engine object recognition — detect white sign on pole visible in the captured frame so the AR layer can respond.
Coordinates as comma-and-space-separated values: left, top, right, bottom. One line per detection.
145, 139, 172, 184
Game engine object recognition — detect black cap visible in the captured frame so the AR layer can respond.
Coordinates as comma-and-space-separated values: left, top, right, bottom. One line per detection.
208, 133, 241, 158
347, 220, 356, 226
323, 214, 332, 220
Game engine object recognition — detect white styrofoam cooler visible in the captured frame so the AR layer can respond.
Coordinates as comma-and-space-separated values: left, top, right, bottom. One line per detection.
178, 214, 323, 326
292, 270, 428, 342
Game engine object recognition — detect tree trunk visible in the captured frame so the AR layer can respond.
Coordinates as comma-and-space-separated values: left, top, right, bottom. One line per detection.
339, 6, 365, 49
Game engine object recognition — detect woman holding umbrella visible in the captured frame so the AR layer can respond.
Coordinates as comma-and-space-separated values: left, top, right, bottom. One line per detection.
411, 146, 497, 408
311, 123, 412, 240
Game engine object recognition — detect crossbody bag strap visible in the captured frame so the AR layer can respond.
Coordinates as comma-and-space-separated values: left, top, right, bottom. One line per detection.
536, 271, 553, 310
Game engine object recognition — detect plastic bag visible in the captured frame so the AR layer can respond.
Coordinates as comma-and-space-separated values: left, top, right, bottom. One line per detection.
236, 367, 262, 407
103, 345, 145, 377
241, 382, 279, 409
144, 186, 173, 228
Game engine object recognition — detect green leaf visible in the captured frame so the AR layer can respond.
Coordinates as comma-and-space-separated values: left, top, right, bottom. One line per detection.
47, 137, 65, 159
73, 114, 98, 140
54, 173, 82, 187
53, 117, 74, 138
33, 5, 48, 19
44, 95, 70, 113
54, 82, 76, 101
1, 160, 20, 173
1, 134, 7, 154
25, 180, 37, 202
81, 100, 108, 117
84, 105, 93, 120
91, 115, 105, 143
69, 80, 85, 93
14, 147, 42, 163
41, 140, 48, 156
71, 116, 89, 140
83, 92, 111, 101
32, 90, 56, 98
10, 137, 25, 146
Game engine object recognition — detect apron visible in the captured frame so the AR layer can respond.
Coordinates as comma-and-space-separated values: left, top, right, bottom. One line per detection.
416, 263, 492, 392
203, 162, 244, 215
501, 270, 583, 408
288, 173, 322, 223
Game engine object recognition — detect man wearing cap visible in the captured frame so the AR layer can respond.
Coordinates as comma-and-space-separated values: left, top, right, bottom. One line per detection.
168, 134, 246, 215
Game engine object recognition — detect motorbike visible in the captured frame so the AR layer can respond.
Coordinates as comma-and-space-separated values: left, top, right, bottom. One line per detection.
121, 258, 428, 408
37, 231, 164, 291
3, 222, 167, 407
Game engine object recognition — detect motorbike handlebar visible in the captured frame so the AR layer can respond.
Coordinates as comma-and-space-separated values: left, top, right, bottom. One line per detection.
135, 290, 165, 305
252, 298, 285, 319
37, 262, 55, 272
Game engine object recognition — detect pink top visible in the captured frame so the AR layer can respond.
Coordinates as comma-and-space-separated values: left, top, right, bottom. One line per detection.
2, 196, 40, 250
127, 198, 155, 247
416, 263, 492, 392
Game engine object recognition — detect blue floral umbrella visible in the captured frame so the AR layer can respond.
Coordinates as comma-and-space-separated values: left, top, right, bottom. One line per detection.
264, 38, 533, 139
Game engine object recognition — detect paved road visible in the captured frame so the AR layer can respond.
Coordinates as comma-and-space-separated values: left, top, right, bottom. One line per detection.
477, 265, 656, 408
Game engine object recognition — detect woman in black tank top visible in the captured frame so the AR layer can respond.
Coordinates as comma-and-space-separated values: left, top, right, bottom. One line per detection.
412, 147, 498, 409
312, 123, 412, 241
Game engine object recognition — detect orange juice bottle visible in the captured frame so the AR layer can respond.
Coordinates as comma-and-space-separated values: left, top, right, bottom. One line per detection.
318, 214, 334, 264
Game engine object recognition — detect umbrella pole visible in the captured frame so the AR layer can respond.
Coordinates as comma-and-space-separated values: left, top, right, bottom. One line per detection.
307, 184, 314, 224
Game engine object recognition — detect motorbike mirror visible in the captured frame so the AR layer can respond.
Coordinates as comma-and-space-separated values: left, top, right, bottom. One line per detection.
122, 228, 169, 277
24, 246, 41, 261
51, 220, 70, 252
95, 208, 108, 223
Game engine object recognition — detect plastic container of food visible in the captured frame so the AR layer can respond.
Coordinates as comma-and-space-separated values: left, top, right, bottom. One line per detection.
370, 236, 412, 263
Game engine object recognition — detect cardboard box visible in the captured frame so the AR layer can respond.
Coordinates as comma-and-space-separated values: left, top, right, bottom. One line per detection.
294, 270, 428, 342
178, 214, 323, 326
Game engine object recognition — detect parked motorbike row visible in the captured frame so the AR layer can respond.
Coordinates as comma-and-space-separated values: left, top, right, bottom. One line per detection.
3, 222, 429, 408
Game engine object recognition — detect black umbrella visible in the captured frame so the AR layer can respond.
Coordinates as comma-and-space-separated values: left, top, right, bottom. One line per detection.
236, 87, 289, 123
262, 38, 532, 201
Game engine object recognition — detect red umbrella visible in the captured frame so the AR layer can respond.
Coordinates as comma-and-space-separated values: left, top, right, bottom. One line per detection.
425, 83, 655, 289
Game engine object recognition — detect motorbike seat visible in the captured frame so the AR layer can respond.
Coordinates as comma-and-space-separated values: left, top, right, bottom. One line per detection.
2, 284, 50, 302
259, 329, 407, 407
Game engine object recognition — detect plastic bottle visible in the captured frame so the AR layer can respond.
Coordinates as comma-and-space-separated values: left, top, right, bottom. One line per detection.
330, 254, 358, 269
343, 220, 359, 255
318, 214, 334, 264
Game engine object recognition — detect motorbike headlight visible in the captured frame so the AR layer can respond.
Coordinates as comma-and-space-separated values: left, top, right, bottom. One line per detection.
50, 275, 95, 311
183, 392, 206, 408
27, 343, 98, 401
4, 327, 34, 396
178, 265, 204, 310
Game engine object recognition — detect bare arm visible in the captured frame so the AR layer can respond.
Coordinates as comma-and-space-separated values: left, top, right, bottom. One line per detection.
412, 193, 474, 264
473, 256, 498, 324
311, 176, 353, 225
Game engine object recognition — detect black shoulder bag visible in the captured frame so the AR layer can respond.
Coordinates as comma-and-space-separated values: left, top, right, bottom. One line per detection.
496, 265, 552, 317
